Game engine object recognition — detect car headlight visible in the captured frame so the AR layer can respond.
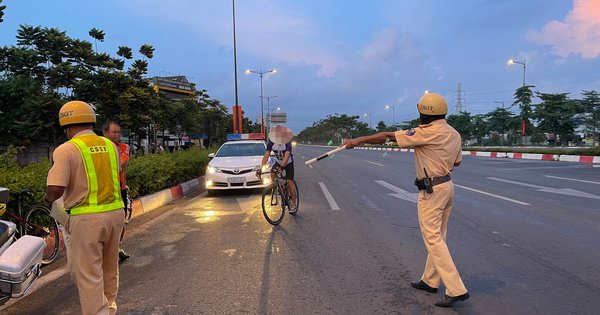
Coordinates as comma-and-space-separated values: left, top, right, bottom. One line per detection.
206, 166, 220, 174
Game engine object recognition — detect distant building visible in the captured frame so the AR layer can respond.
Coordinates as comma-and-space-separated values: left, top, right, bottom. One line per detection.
151, 76, 196, 101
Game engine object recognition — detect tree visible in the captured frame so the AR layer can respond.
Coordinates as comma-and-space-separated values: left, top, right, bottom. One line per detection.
88, 28, 105, 52
397, 118, 420, 130
472, 114, 488, 145
0, 0, 6, 23
376, 120, 388, 132
117, 46, 133, 60
534, 92, 577, 146
296, 114, 369, 144
580, 90, 600, 146
447, 112, 473, 145
512, 84, 535, 143
139, 44, 155, 60
487, 107, 515, 146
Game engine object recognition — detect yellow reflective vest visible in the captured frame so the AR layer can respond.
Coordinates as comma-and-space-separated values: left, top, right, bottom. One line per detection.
69, 135, 124, 215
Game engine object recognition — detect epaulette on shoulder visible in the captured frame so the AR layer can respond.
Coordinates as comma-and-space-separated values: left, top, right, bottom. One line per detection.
418, 123, 433, 128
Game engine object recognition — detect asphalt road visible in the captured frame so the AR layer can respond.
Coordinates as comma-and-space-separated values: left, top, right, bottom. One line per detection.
4, 145, 599, 314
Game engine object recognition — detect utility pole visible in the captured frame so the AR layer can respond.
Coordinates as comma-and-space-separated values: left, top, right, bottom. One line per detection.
454, 83, 465, 114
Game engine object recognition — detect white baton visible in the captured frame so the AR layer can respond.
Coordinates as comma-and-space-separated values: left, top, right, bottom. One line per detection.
305, 146, 347, 165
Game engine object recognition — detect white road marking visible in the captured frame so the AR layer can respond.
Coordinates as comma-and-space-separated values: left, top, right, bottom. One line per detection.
375, 180, 417, 203
318, 182, 340, 210
364, 160, 385, 166
487, 177, 600, 200
544, 175, 600, 185
454, 184, 531, 205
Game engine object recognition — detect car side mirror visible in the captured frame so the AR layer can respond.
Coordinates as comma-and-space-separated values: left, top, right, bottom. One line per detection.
208, 153, 215, 159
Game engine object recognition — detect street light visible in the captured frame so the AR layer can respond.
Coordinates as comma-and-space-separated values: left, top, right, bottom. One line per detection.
232, 0, 240, 133
385, 104, 395, 128
508, 58, 527, 145
493, 101, 505, 109
245, 69, 277, 135
363, 113, 372, 129
507, 58, 526, 86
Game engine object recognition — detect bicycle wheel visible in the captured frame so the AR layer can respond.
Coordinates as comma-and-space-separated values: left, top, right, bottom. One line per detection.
124, 186, 133, 223
289, 180, 300, 216
262, 184, 285, 225
25, 205, 60, 265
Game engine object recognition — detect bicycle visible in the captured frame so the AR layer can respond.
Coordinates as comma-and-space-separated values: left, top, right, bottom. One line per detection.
257, 168, 300, 225
0, 188, 60, 265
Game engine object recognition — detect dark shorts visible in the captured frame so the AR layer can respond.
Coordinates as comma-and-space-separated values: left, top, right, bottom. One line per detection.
275, 161, 294, 180
121, 189, 128, 211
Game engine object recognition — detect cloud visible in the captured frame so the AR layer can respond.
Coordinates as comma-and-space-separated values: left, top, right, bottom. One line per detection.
527, 0, 600, 59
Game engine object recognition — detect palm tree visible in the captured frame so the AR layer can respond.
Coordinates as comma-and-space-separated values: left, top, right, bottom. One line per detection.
88, 27, 105, 53
139, 44, 154, 60
117, 46, 133, 60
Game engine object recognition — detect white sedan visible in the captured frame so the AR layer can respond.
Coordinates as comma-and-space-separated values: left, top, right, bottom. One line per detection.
205, 139, 271, 192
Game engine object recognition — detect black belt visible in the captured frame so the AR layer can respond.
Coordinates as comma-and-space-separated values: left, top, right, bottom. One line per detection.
414, 175, 452, 190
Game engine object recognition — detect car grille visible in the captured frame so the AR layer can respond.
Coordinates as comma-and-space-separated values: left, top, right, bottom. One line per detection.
211, 182, 228, 187
221, 168, 253, 175
246, 180, 262, 186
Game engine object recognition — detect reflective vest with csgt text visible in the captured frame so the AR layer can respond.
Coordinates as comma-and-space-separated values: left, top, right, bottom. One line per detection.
68, 135, 124, 215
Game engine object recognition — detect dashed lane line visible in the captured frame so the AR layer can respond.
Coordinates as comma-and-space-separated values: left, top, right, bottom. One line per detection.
544, 175, 600, 185
318, 182, 340, 210
364, 160, 384, 166
454, 184, 531, 206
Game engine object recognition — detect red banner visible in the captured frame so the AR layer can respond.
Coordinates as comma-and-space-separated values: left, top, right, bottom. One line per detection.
521, 119, 526, 136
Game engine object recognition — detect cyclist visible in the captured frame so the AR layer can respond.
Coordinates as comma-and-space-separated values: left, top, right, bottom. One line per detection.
44, 101, 124, 315
102, 120, 131, 262
261, 125, 297, 213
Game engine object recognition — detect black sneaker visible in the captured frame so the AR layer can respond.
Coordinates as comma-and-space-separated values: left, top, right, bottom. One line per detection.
118, 248, 130, 262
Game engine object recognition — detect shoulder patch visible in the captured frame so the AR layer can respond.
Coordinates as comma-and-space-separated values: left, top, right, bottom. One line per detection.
405, 128, 416, 136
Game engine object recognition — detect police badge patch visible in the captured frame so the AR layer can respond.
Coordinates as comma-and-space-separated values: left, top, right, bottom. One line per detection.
405, 128, 416, 136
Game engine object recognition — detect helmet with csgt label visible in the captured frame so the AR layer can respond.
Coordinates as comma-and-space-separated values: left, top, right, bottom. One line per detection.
416, 92, 448, 115
58, 101, 97, 127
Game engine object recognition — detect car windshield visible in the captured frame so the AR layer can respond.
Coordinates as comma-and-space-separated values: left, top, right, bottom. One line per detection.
216, 143, 265, 157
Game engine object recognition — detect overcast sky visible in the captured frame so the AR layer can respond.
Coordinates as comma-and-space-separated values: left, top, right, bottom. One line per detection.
2, 0, 600, 133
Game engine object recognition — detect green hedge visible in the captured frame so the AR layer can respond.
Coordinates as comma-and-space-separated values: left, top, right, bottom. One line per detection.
0, 146, 214, 211
126, 148, 214, 198
0, 147, 50, 211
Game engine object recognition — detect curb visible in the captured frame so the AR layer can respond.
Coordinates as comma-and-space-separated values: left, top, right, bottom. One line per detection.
132, 176, 205, 219
353, 146, 599, 163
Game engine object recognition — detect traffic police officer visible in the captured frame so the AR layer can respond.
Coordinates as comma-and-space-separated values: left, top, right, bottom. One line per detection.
341, 92, 469, 307
44, 101, 125, 315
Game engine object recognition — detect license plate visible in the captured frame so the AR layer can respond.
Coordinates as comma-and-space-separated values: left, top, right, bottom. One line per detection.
227, 177, 245, 183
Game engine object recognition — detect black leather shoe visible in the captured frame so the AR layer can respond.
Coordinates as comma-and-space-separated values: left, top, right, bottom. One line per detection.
410, 280, 438, 293
119, 248, 130, 262
434, 292, 469, 307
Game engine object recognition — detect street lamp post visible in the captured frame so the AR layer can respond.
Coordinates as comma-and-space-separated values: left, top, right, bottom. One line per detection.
507, 58, 526, 86
508, 58, 527, 145
363, 113, 372, 129
232, 0, 240, 134
245, 69, 277, 135
385, 105, 395, 129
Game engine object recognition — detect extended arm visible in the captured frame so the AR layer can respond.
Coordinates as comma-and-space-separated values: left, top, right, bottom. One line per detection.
341, 132, 397, 149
